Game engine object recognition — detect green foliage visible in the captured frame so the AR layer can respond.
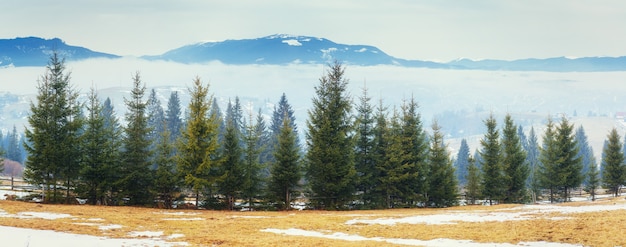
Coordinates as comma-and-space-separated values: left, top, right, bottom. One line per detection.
354, 86, 376, 205
585, 160, 600, 201
165, 91, 183, 142
479, 114, 504, 204
218, 117, 245, 210
119, 72, 154, 206
465, 156, 483, 205
454, 139, 471, 186
241, 114, 265, 210
602, 128, 626, 197
426, 120, 458, 207
154, 128, 181, 209
23, 53, 82, 203
501, 114, 528, 203
305, 61, 356, 210
176, 77, 220, 206
269, 117, 301, 210
399, 97, 428, 204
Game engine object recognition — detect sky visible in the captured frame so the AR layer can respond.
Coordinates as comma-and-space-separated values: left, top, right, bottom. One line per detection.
2, 0, 626, 61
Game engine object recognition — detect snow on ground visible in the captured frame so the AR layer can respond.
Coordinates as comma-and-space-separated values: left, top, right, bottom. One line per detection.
0, 226, 188, 247
0, 209, 73, 220
346, 200, 626, 225
261, 228, 580, 247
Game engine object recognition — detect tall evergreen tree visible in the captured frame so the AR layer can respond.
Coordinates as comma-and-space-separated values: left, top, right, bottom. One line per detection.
585, 154, 600, 201
165, 91, 183, 143
154, 127, 181, 209
177, 77, 220, 207
271, 93, 299, 146
219, 115, 244, 210
465, 155, 482, 205
479, 114, 504, 205
210, 97, 225, 143
538, 118, 560, 202
501, 114, 528, 203
525, 127, 541, 201
241, 112, 265, 210
602, 128, 626, 197
24, 53, 82, 203
268, 117, 301, 210
378, 108, 407, 208
354, 86, 376, 204
555, 116, 582, 201
305, 62, 356, 210
370, 99, 389, 208
399, 97, 428, 204
119, 72, 154, 206
79, 88, 111, 205
255, 108, 272, 178
7, 126, 23, 163
426, 120, 458, 207
100, 97, 123, 204
454, 139, 471, 186
575, 126, 594, 183
146, 89, 165, 161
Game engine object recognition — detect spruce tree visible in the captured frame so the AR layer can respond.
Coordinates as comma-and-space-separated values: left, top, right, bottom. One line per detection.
454, 139, 471, 186
585, 156, 600, 201
354, 86, 376, 205
525, 127, 541, 201
479, 114, 504, 205
602, 128, 626, 197
219, 115, 244, 210
538, 118, 560, 202
79, 88, 111, 205
465, 155, 482, 205
241, 112, 265, 210
379, 108, 406, 208
555, 117, 582, 201
427, 120, 458, 207
399, 97, 428, 204
119, 72, 154, 206
177, 77, 220, 207
146, 89, 166, 164
370, 99, 389, 208
101, 97, 123, 204
154, 127, 181, 209
24, 53, 82, 203
7, 126, 23, 163
268, 117, 301, 210
501, 114, 528, 203
575, 126, 594, 183
165, 91, 183, 143
305, 62, 356, 210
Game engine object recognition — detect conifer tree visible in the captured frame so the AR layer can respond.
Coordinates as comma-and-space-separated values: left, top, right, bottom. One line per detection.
585, 157, 600, 201
354, 86, 376, 204
399, 97, 428, 204
119, 72, 154, 205
154, 127, 181, 209
165, 91, 183, 143
538, 118, 560, 202
241, 112, 265, 210
79, 88, 111, 205
602, 128, 626, 197
101, 97, 123, 204
146, 89, 166, 163
7, 125, 23, 163
555, 117, 582, 201
370, 99, 389, 208
177, 77, 220, 207
479, 114, 504, 205
501, 114, 528, 203
24, 53, 82, 203
379, 108, 406, 208
525, 127, 541, 201
305, 62, 356, 210
269, 117, 301, 210
575, 126, 594, 183
427, 120, 458, 207
454, 139, 471, 186
465, 155, 482, 205
219, 115, 244, 210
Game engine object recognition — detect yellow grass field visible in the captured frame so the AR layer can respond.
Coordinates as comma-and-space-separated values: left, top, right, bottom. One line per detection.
1, 198, 626, 246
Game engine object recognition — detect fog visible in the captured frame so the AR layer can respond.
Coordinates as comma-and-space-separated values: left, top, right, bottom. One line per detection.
2, 57, 626, 156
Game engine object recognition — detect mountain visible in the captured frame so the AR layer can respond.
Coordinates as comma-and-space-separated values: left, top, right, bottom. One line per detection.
2, 35, 626, 71
0, 37, 120, 67
143, 34, 451, 68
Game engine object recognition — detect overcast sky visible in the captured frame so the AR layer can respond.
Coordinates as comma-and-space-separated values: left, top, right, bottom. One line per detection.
2, 1, 626, 61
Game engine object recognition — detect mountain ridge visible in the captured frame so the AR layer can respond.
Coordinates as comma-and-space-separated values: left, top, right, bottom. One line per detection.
1, 35, 625, 72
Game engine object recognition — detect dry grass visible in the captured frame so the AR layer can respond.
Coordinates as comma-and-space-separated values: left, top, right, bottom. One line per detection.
1, 198, 626, 246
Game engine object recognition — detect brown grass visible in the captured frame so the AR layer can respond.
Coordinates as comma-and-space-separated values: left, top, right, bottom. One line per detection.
1, 198, 626, 246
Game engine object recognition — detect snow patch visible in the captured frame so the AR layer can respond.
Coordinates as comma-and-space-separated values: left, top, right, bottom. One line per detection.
0, 226, 188, 247
261, 228, 580, 247
355, 48, 367, 53
16, 212, 73, 220
129, 230, 164, 237
282, 39, 302, 46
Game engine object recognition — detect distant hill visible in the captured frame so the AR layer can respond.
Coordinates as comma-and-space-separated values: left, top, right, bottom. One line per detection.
2, 35, 626, 71
0, 37, 120, 67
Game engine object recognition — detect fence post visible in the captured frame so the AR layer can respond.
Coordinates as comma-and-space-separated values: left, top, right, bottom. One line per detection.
11, 176, 14, 190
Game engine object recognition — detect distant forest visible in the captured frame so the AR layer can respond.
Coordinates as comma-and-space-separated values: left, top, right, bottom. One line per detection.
3, 53, 626, 210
